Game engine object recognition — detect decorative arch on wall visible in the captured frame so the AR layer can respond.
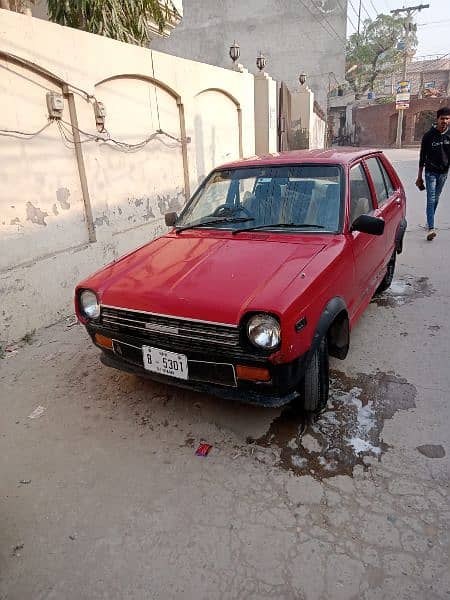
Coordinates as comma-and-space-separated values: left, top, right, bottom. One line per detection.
95, 73, 190, 199
0, 50, 66, 90
195, 88, 243, 158
96, 73, 181, 103
0, 50, 97, 244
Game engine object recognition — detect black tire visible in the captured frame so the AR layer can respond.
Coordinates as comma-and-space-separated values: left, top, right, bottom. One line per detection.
298, 337, 329, 413
376, 250, 396, 294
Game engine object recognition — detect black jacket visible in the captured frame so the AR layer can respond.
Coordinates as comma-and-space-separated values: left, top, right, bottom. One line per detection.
419, 126, 450, 174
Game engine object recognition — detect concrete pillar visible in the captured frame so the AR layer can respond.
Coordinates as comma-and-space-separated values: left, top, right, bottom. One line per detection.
254, 71, 277, 154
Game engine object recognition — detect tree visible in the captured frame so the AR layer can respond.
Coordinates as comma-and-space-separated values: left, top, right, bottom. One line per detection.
1, 0, 178, 46
0, 0, 34, 12
47, 0, 178, 45
346, 14, 417, 98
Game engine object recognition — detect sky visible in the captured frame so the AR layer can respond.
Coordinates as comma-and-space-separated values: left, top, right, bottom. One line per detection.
346, 0, 450, 58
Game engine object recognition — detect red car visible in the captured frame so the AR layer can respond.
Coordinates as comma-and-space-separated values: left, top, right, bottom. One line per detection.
75, 149, 406, 411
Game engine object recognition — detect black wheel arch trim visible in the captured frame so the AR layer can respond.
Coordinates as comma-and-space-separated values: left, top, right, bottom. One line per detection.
307, 297, 349, 362
395, 218, 407, 254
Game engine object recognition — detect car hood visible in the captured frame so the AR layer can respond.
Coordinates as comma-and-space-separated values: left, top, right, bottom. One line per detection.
91, 234, 327, 324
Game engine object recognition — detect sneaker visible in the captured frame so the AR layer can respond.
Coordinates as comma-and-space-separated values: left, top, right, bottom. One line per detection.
427, 229, 437, 241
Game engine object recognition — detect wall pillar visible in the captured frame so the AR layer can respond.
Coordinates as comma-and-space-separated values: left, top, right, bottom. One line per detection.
254, 71, 277, 155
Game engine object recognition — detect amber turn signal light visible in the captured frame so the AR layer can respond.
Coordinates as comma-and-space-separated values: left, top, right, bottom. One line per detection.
236, 365, 271, 382
95, 333, 113, 349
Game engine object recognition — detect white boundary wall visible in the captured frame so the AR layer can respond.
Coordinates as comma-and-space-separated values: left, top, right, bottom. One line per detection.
0, 10, 255, 344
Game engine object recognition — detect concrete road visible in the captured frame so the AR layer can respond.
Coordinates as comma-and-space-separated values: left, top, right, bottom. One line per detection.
1, 149, 449, 599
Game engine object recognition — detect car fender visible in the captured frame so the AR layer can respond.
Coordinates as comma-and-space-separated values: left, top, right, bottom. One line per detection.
307, 297, 349, 362
395, 217, 407, 254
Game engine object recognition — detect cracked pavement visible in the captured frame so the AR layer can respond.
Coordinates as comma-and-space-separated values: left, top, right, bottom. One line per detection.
0, 150, 449, 599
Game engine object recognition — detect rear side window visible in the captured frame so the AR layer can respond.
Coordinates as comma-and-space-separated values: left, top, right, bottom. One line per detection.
378, 159, 395, 197
349, 163, 373, 224
365, 157, 391, 206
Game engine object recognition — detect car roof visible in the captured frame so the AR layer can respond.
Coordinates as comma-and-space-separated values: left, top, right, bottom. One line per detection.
217, 147, 383, 170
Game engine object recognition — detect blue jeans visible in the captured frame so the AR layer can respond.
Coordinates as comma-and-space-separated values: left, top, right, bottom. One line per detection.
425, 170, 447, 229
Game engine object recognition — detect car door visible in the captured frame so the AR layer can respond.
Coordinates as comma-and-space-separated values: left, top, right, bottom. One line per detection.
364, 155, 402, 258
348, 161, 386, 317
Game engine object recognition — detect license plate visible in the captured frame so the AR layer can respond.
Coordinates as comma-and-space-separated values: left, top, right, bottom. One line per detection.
142, 346, 188, 380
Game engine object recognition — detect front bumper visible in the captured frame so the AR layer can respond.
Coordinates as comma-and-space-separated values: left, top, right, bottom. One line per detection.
88, 325, 308, 408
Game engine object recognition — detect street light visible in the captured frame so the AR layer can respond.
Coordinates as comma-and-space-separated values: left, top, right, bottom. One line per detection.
299, 72, 307, 86
229, 41, 240, 65
256, 51, 267, 72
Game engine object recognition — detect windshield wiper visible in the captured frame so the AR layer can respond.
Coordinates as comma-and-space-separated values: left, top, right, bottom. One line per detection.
175, 217, 254, 234
232, 222, 324, 235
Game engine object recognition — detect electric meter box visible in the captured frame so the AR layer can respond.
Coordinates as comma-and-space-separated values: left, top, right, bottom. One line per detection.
46, 92, 64, 118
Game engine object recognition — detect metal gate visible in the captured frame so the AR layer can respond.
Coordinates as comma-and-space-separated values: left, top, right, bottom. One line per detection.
278, 81, 309, 151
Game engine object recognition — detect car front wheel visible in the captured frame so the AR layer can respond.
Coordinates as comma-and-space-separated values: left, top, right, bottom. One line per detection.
298, 337, 329, 413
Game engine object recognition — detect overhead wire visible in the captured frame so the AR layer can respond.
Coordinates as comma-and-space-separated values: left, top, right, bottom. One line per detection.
409, 53, 450, 73
298, 0, 347, 45
336, 0, 358, 34
0, 114, 181, 152
56, 120, 80, 150
347, 0, 361, 20
150, 49, 162, 132
418, 19, 450, 27
368, 0, 379, 18
311, 0, 348, 44
0, 50, 94, 102
58, 118, 182, 152
344, 0, 391, 54
360, 0, 375, 22
0, 50, 183, 154
0, 121, 53, 139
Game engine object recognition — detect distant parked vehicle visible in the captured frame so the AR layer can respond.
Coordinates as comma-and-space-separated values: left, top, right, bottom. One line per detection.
75, 149, 406, 412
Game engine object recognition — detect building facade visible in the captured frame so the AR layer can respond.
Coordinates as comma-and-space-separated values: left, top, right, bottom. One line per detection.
378, 57, 450, 99
353, 96, 450, 147
152, 0, 347, 110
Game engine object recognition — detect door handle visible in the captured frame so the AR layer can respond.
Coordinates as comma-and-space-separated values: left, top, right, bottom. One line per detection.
395, 198, 401, 206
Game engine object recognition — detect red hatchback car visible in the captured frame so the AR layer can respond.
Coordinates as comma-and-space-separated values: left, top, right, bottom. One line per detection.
75, 149, 406, 411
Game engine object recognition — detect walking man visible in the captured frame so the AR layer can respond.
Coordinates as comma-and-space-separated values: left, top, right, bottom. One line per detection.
416, 106, 450, 241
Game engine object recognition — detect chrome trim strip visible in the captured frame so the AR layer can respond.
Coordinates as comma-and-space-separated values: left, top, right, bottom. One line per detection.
112, 339, 138, 351
101, 304, 237, 329
103, 318, 238, 346
102, 315, 238, 338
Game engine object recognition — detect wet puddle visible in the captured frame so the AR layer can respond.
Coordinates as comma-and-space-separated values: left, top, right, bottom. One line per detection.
254, 371, 417, 479
371, 275, 434, 308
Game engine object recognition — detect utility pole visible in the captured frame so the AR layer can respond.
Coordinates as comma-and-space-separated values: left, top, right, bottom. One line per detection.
391, 4, 429, 148
357, 0, 362, 45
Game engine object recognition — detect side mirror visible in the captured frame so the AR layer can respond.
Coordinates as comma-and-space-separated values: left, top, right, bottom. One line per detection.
351, 214, 385, 236
165, 212, 177, 227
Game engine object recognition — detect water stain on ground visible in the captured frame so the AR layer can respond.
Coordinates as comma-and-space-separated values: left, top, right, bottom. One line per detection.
371, 275, 434, 308
255, 371, 417, 480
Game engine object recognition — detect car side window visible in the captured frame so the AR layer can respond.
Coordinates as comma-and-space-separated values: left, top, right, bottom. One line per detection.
378, 158, 395, 198
365, 157, 389, 206
349, 163, 373, 225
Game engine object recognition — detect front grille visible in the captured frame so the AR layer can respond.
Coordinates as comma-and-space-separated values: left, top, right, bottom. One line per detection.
100, 305, 246, 357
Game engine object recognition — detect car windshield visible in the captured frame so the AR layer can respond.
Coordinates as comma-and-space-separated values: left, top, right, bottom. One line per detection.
176, 165, 343, 232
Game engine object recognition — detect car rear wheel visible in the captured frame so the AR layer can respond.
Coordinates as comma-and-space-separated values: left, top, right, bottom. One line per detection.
298, 337, 329, 413
376, 250, 396, 294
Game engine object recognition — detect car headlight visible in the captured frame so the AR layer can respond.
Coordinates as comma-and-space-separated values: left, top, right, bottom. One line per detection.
79, 289, 100, 320
247, 314, 281, 350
